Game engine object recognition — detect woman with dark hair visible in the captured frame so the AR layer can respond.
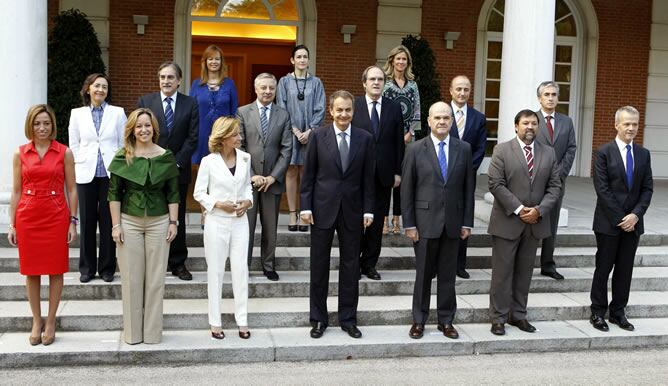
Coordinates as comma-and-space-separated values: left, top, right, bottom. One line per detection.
382, 45, 421, 235
108, 108, 179, 344
190, 44, 239, 164
68, 73, 127, 283
8, 104, 78, 346
276, 44, 325, 231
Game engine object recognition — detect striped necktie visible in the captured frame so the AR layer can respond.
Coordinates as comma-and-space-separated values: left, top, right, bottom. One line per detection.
260, 106, 269, 138
164, 97, 174, 135
524, 145, 534, 178
456, 109, 465, 138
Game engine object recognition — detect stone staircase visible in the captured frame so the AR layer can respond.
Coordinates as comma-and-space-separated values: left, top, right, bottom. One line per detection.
1, 228, 668, 367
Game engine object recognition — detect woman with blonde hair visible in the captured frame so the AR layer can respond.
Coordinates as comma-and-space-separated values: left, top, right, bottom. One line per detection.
193, 116, 253, 340
382, 44, 421, 235
190, 44, 239, 164
108, 108, 180, 344
8, 104, 78, 346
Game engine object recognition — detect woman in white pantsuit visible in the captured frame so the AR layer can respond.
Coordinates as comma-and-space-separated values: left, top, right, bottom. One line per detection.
193, 116, 253, 340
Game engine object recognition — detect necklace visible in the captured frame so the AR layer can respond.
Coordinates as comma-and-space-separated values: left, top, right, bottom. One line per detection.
293, 72, 306, 100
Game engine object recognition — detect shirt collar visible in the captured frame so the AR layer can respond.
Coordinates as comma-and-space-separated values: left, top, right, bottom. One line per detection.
430, 133, 450, 147
90, 102, 107, 111
257, 100, 272, 111
24, 140, 60, 154
517, 136, 534, 150
541, 109, 555, 118
615, 137, 633, 152
161, 91, 177, 103
334, 124, 351, 137
365, 95, 382, 105
451, 102, 467, 115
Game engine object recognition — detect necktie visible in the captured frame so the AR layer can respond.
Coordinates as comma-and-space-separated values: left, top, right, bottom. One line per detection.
546, 115, 554, 142
456, 109, 465, 138
626, 144, 633, 188
524, 145, 534, 178
260, 106, 269, 138
438, 141, 448, 182
339, 132, 349, 172
164, 97, 174, 135
370, 101, 380, 137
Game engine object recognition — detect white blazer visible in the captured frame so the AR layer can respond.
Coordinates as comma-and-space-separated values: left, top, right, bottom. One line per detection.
68, 105, 127, 184
193, 149, 254, 217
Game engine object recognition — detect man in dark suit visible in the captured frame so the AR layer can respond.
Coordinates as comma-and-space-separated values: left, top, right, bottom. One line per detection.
535, 81, 577, 280
589, 106, 653, 332
402, 101, 474, 340
138, 61, 198, 281
351, 65, 404, 281
300, 90, 375, 339
237, 73, 292, 281
487, 109, 561, 336
448, 75, 487, 279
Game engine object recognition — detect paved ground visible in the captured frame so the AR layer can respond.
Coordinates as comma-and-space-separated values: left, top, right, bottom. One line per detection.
1, 348, 667, 384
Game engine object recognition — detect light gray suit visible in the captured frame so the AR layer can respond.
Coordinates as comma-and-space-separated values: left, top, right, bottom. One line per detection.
487, 138, 561, 323
238, 101, 292, 271
535, 111, 576, 271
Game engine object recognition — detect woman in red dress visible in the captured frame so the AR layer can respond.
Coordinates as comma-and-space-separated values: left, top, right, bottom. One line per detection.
7, 104, 78, 346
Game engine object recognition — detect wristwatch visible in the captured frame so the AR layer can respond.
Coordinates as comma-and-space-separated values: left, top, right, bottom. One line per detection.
169, 220, 178, 226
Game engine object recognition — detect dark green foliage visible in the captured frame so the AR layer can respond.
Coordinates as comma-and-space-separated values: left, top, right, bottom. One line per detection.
401, 35, 441, 140
48, 9, 106, 145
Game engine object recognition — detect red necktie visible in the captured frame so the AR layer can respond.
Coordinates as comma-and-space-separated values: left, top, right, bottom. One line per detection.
524, 145, 534, 178
546, 115, 554, 142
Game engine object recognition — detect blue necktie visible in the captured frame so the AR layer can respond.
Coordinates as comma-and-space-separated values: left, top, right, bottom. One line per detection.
438, 141, 447, 182
626, 144, 633, 188
370, 101, 379, 137
164, 97, 174, 135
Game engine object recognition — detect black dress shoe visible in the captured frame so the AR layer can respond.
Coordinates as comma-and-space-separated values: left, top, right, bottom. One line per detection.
79, 274, 94, 283
590, 314, 609, 332
361, 267, 381, 280
540, 270, 564, 280
310, 322, 326, 338
341, 324, 362, 338
609, 315, 635, 331
101, 274, 114, 283
263, 270, 279, 281
172, 266, 193, 281
298, 225, 309, 232
238, 329, 251, 339
211, 329, 225, 340
437, 323, 459, 339
456, 269, 470, 279
508, 319, 536, 333
491, 323, 505, 336
288, 224, 298, 232
409, 323, 425, 339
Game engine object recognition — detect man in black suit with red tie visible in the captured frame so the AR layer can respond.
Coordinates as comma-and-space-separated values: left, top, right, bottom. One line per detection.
300, 90, 375, 339
352, 65, 404, 281
590, 106, 653, 332
448, 75, 487, 279
138, 61, 199, 281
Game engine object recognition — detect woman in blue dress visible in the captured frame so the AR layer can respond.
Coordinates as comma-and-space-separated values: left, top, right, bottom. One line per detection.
276, 45, 325, 231
190, 45, 239, 165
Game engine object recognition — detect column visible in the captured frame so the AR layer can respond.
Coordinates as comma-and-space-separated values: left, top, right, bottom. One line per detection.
497, 0, 555, 142
0, 0, 48, 224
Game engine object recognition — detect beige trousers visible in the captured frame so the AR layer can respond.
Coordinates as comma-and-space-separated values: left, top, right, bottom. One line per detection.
117, 213, 170, 344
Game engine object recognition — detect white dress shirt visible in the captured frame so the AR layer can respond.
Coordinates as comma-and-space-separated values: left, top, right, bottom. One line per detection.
451, 102, 468, 138
365, 95, 382, 120
161, 91, 178, 115
615, 137, 634, 171
257, 100, 272, 121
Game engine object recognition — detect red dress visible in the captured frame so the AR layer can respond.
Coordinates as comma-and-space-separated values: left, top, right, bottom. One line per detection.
16, 140, 70, 275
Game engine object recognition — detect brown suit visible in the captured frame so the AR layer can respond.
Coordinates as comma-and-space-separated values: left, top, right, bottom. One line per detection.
487, 138, 561, 324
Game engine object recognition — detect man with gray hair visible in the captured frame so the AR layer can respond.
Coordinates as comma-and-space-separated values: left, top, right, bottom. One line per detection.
237, 72, 292, 281
535, 81, 576, 280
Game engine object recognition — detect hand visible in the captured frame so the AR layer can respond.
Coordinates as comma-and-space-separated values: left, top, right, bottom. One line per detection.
112, 226, 124, 244
292, 127, 301, 137
403, 132, 413, 144
251, 175, 266, 190
217, 200, 237, 213
166, 223, 177, 242
460, 228, 471, 240
259, 176, 276, 192
405, 228, 419, 242
300, 212, 314, 225
519, 207, 540, 224
67, 223, 77, 244
298, 129, 311, 144
363, 216, 373, 228
617, 213, 639, 232
235, 200, 251, 217
7, 228, 17, 247
393, 175, 401, 188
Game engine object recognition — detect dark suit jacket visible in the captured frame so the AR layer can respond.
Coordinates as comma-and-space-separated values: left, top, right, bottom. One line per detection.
487, 139, 561, 240
237, 102, 292, 194
351, 96, 404, 188
137, 92, 199, 184
450, 105, 487, 172
401, 135, 474, 239
300, 124, 375, 230
593, 141, 653, 236
535, 111, 576, 178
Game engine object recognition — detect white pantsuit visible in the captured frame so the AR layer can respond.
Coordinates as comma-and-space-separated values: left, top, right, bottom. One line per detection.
193, 149, 253, 328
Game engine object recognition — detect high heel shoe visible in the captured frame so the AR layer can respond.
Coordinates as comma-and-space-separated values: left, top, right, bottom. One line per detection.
238, 329, 251, 339
288, 211, 298, 232
391, 216, 401, 235
382, 216, 389, 235
211, 327, 225, 340
29, 319, 43, 346
41, 325, 56, 346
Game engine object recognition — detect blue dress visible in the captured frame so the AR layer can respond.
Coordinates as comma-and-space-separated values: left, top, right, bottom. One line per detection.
190, 78, 239, 164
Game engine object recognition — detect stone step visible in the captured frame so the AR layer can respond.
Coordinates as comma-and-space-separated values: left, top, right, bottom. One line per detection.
1, 291, 667, 332
2, 267, 668, 301
2, 318, 668, 368
2, 246, 668, 272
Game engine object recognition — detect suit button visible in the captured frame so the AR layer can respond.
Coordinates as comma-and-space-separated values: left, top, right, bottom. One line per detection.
51, 191, 56, 195
27, 190, 31, 194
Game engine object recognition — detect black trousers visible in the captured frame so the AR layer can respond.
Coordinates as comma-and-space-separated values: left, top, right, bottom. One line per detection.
412, 229, 459, 325
360, 182, 392, 270
168, 183, 188, 270
310, 208, 361, 327
540, 177, 566, 272
456, 171, 478, 271
590, 231, 639, 318
77, 178, 116, 277
391, 186, 401, 215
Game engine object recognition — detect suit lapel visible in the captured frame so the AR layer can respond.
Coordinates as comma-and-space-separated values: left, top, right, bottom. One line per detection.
424, 138, 445, 184
532, 141, 543, 184
346, 127, 362, 174
510, 139, 532, 183
446, 138, 459, 185
324, 126, 343, 174
462, 107, 474, 141
152, 93, 167, 136
250, 103, 264, 145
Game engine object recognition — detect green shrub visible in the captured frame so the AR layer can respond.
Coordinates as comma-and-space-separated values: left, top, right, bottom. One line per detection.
402, 35, 441, 140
